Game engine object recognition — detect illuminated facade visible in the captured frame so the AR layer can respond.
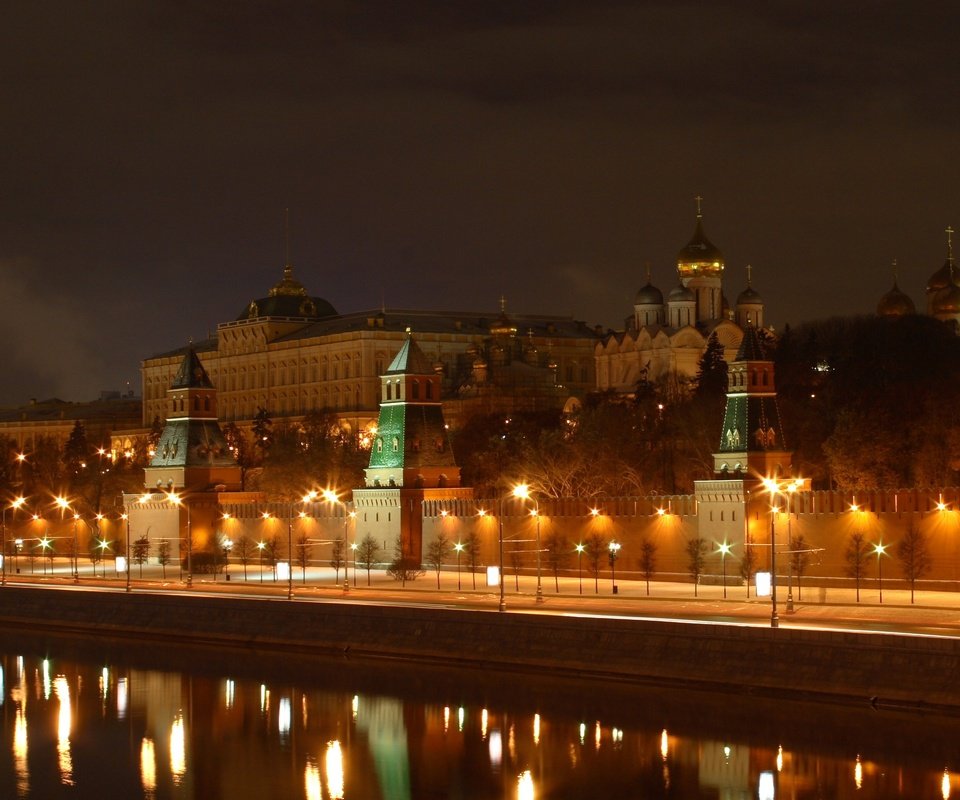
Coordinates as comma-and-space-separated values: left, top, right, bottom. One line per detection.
140, 264, 599, 436
595, 203, 764, 395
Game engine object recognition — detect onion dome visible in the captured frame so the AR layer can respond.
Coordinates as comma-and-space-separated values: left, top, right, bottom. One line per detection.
635, 263, 663, 305
927, 226, 956, 293
635, 282, 664, 305
877, 282, 916, 317
489, 295, 518, 336
237, 264, 337, 321
737, 267, 763, 306
668, 282, 695, 303
677, 198, 724, 278
933, 282, 960, 315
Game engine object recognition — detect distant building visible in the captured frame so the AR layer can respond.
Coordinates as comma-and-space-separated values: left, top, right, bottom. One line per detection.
141, 264, 600, 436
877, 227, 960, 324
595, 202, 764, 395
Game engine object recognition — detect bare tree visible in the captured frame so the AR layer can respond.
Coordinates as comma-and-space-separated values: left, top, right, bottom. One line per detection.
330, 536, 345, 583
356, 534, 379, 586
896, 525, 932, 604
157, 540, 171, 579
464, 530, 481, 589
790, 534, 811, 600
638, 538, 657, 596
686, 537, 707, 596
234, 535, 254, 580
543, 531, 571, 592
296, 534, 312, 583
508, 545, 523, 590
583, 532, 605, 594
424, 533, 451, 589
387, 536, 424, 586
264, 534, 281, 581
132, 535, 151, 578
844, 531, 869, 602
740, 535, 758, 598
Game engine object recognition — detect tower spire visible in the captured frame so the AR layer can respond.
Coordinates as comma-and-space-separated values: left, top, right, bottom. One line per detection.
645, 261, 652, 283
947, 226, 955, 268
284, 208, 291, 267
694, 195, 703, 218
892, 257, 898, 284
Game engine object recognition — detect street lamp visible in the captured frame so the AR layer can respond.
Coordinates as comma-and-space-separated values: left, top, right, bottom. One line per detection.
512, 483, 543, 605
167, 493, 192, 586
717, 541, 732, 599
322, 489, 354, 592
121, 511, 131, 592
257, 539, 266, 583
2, 496, 26, 586
608, 540, 621, 594
575, 543, 585, 595
454, 541, 464, 590
873, 541, 887, 603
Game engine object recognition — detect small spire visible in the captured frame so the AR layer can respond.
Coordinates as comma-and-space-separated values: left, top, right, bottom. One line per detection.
746, 264, 752, 287
892, 257, 898, 284
694, 195, 703, 218
645, 261, 652, 283
284, 208, 291, 266
499, 294, 507, 313
947, 226, 955, 267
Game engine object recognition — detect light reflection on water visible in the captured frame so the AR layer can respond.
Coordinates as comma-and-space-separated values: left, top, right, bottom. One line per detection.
0, 644, 954, 799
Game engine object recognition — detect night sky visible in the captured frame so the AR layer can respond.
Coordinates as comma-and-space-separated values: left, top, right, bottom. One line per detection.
2, 2, 958, 405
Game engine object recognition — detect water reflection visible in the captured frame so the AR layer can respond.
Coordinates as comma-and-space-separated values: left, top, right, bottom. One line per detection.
0, 641, 953, 799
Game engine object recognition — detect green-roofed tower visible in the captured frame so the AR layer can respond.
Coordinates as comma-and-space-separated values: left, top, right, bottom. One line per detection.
143, 346, 242, 492
712, 325, 792, 479
354, 331, 469, 565
364, 332, 460, 489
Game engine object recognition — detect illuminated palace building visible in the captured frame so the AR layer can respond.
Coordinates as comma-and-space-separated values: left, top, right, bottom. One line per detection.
140, 264, 600, 437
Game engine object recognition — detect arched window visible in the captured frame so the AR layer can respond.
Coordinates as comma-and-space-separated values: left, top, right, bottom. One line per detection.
426, 381, 433, 400
411, 381, 420, 400
386, 383, 392, 400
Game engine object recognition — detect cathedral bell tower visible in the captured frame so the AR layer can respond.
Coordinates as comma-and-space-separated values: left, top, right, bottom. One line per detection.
677, 197, 724, 324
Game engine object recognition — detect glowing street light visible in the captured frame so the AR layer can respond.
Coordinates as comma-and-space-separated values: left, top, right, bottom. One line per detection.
512, 483, 543, 604
322, 489, 355, 591
2, 496, 26, 586
453, 541, 464, 590
608, 540, 621, 594
761, 477, 804, 628
167, 493, 192, 586
256, 539, 266, 583
717, 541, 732, 598
575, 542, 585, 595
873, 541, 887, 603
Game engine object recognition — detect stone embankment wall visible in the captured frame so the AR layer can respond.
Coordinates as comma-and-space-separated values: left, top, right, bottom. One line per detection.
1, 586, 958, 709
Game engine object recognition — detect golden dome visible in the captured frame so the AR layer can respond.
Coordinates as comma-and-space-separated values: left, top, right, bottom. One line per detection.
677, 215, 723, 278
877, 281, 915, 317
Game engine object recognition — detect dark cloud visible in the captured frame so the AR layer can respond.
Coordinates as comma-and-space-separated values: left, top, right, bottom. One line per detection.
0, 1, 958, 404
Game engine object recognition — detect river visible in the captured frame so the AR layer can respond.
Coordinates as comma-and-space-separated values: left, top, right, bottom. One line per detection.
0, 631, 954, 799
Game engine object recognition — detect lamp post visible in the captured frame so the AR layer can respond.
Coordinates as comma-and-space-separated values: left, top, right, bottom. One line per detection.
575, 543, 584, 595
286, 513, 293, 600
512, 484, 543, 605
762, 477, 804, 628
718, 541, 732, 599
2, 497, 26, 586
454, 541, 464, 590
257, 540, 266, 583
168, 493, 192, 586
608, 540, 621, 594
873, 541, 887, 603
322, 489, 355, 593
121, 511, 131, 592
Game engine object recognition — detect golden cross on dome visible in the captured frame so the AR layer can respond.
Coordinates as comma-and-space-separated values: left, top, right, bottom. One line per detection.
694, 195, 703, 217
746, 264, 752, 287
947, 226, 955, 264
891, 257, 898, 282
645, 261, 651, 283
499, 294, 507, 313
